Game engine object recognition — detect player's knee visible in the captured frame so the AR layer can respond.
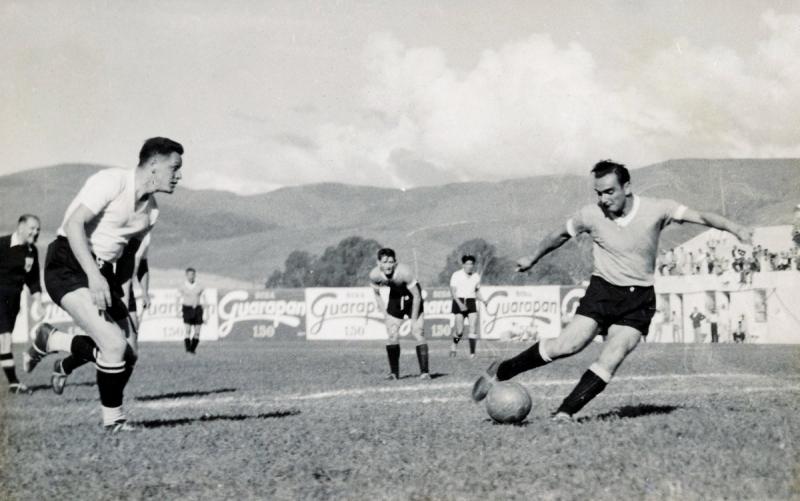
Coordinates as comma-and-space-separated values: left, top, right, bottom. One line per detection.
98, 336, 128, 362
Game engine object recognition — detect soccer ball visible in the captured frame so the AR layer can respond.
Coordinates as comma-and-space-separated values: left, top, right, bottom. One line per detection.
485, 381, 532, 424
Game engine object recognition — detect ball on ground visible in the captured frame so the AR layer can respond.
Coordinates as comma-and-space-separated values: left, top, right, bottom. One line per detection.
485, 381, 532, 424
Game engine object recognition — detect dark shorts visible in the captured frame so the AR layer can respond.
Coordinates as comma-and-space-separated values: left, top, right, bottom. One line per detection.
44, 236, 129, 322
387, 295, 424, 320
0, 287, 21, 333
575, 275, 656, 335
452, 298, 477, 315
183, 305, 204, 325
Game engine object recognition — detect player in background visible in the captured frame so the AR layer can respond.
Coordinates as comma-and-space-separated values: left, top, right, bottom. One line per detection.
472, 160, 752, 421
369, 248, 430, 380
0, 215, 43, 394
47, 233, 152, 395
449, 255, 485, 359
178, 267, 204, 354
23, 137, 183, 431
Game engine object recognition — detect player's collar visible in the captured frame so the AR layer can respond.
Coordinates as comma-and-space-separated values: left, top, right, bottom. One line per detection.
614, 195, 640, 227
10, 232, 24, 248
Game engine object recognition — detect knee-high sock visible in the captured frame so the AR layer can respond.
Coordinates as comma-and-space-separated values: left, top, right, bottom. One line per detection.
1, 352, 19, 384
386, 344, 400, 377
95, 357, 127, 425
497, 342, 552, 381
468, 338, 477, 354
184, 337, 191, 352
556, 365, 610, 416
415, 344, 429, 374
61, 336, 98, 375
190, 337, 200, 351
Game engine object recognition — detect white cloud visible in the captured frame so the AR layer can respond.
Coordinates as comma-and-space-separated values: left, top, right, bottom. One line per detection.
255, 9, 799, 190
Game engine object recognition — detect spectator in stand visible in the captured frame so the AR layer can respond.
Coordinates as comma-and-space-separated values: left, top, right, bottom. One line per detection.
708, 308, 719, 343
695, 249, 705, 274
706, 250, 714, 274
689, 306, 706, 343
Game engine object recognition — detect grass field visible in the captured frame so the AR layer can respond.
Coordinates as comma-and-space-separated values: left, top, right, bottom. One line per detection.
1, 340, 798, 500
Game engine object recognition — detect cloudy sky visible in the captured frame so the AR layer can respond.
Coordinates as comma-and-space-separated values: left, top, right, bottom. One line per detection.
3, 1, 799, 193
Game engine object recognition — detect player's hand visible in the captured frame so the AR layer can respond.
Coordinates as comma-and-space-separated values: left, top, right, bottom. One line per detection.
30, 297, 44, 321
88, 271, 111, 310
736, 226, 754, 245
516, 256, 535, 272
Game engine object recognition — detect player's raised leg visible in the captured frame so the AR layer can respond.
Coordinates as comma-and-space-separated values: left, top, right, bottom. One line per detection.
472, 315, 598, 401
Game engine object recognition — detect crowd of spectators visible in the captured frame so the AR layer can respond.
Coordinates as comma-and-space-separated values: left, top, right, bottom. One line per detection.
657, 235, 799, 282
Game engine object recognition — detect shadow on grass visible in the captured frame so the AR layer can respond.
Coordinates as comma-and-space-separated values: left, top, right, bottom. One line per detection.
133, 409, 301, 428
134, 388, 237, 401
398, 372, 448, 380
579, 404, 683, 422
27, 381, 95, 393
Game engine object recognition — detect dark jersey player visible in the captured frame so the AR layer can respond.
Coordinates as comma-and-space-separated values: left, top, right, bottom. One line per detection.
369, 248, 430, 380
472, 160, 752, 421
0, 215, 43, 394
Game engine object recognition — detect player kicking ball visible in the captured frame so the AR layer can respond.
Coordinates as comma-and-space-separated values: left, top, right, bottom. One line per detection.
472, 160, 752, 421
369, 248, 430, 380
24, 137, 183, 432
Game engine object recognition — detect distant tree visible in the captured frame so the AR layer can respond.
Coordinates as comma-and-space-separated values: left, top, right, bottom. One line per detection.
312, 236, 383, 286
267, 250, 316, 288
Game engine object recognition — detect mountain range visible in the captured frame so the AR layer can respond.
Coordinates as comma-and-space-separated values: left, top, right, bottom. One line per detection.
1, 159, 798, 287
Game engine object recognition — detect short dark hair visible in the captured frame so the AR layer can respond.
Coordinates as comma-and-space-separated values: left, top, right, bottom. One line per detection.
461, 255, 476, 264
185, 267, 196, 273
18, 214, 40, 225
139, 137, 184, 166
377, 248, 396, 261
591, 160, 630, 185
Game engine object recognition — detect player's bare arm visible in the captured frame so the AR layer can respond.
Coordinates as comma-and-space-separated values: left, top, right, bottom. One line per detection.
676, 209, 753, 244
64, 204, 111, 309
369, 268, 388, 316
516, 227, 573, 272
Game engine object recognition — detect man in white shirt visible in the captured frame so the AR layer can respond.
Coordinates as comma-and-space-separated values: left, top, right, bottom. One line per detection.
23, 137, 183, 432
178, 267, 205, 354
448, 255, 485, 358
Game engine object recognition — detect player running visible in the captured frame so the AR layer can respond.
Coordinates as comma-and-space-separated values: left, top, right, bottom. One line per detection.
369, 248, 430, 380
449, 254, 485, 359
23, 137, 183, 432
47, 233, 152, 395
472, 160, 752, 421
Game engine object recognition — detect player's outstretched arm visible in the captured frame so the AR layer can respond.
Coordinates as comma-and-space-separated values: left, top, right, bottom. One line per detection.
516, 228, 572, 272
677, 209, 753, 245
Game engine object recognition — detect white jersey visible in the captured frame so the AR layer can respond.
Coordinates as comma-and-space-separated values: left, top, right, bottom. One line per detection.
449, 269, 481, 298
180, 280, 204, 307
58, 168, 158, 263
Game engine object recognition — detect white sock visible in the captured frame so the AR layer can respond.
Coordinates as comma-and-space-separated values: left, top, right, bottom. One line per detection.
539, 342, 553, 363
47, 330, 74, 353
589, 363, 612, 383
101, 405, 125, 426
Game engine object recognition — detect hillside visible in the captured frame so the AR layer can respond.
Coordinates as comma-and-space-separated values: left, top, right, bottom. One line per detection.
1, 159, 798, 286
